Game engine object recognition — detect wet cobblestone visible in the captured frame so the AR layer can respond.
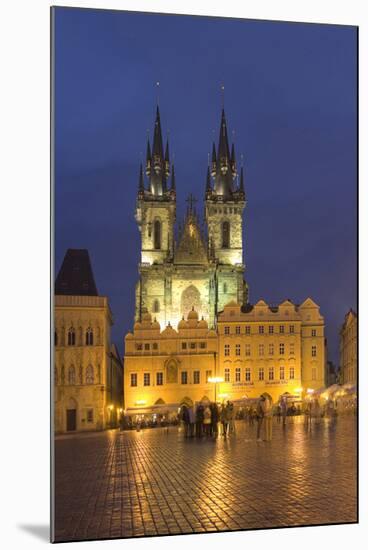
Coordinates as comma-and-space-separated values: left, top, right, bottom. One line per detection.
54, 416, 357, 542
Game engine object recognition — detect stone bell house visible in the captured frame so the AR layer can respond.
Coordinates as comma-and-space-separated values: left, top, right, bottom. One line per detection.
124, 103, 326, 413
54, 249, 123, 433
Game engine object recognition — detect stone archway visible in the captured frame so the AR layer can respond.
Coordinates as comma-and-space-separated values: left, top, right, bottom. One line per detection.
181, 285, 201, 319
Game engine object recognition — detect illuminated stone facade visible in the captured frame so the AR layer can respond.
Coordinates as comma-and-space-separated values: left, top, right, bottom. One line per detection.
54, 250, 123, 433
125, 106, 326, 413
135, 107, 247, 330
339, 309, 357, 385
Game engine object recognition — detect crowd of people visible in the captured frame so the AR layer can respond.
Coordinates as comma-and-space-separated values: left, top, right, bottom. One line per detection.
180, 400, 236, 438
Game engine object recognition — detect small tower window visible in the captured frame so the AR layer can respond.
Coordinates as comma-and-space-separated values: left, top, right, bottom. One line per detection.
54, 330, 58, 346
222, 221, 230, 249
154, 220, 161, 250
68, 365, 76, 385
223, 282, 228, 293
86, 327, 94, 346
153, 299, 160, 313
86, 364, 94, 384
67, 327, 75, 346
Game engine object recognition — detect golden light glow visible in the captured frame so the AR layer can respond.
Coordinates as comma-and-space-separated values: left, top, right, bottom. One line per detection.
294, 387, 303, 393
306, 388, 314, 394
135, 400, 147, 406
108, 404, 114, 411
208, 376, 224, 383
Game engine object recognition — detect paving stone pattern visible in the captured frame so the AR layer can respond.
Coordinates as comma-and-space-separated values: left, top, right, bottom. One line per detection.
54, 416, 357, 542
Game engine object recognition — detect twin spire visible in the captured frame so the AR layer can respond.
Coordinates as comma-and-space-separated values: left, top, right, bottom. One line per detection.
139, 106, 175, 197
207, 108, 245, 199
138, 104, 245, 201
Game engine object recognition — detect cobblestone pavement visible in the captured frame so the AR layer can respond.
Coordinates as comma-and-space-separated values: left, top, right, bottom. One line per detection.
54, 416, 357, 542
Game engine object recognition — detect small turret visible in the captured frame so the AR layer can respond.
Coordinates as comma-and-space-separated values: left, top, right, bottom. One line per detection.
230, 143, 237, 178
138, 163, 144, 195
165, 140, 170, 178
205, 165, 212, 198
211, 142, 217, 178
145, 138, 151, 176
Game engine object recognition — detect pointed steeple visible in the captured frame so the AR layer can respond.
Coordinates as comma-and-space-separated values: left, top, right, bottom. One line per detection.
164, 139, 170, 178
230, 143, 236, 177
212, 109, 234, 198
152, 106, 164, 159
138, 163, 144, 193
170, 164, 176, 191
205, 166, 212, 195
145, 138, 151, 176
218, 109, 231, 165
211, 142, 217, 177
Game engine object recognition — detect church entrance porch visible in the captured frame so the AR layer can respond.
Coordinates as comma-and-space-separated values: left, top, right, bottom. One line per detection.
66, 409, 77, 432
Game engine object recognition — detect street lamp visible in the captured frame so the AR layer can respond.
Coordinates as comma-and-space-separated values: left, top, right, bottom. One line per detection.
208, 376, 224, 403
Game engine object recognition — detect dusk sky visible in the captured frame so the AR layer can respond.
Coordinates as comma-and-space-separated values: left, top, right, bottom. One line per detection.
54, 7, 357, 365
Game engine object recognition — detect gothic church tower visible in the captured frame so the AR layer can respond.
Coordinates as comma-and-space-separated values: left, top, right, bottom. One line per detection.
205, 108, 248, 311
135, 107, 176, 323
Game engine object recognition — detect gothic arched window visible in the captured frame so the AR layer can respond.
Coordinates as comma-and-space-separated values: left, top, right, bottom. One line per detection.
153, 299, 160, 313
54, 330, 58, 347
67, 327, 75, 346
222, 221, 230, 249
154, 220, 161, 250
68, 365, 76, 385
86, 364, 94, 384
85, 327, 93, 346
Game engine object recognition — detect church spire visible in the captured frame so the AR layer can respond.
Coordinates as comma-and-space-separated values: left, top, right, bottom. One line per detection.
205, 165, 212, 197
145, 105, 169, 196
145, 138, 151, 177
170, 163, 176, 191
138, 162, 144, 193
164, 139, 170, 178
212, 108, 234, 198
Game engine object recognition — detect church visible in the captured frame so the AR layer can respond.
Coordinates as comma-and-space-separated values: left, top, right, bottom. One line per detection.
124, 105, 326, 415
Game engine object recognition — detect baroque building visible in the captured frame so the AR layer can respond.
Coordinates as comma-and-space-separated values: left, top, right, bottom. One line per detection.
54, 249, 123, 433
339, 309, 357, 385
124, 104, 326, 414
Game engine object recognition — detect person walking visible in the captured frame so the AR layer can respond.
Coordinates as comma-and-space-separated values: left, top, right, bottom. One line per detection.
203, 404, 212, 436
256, 397, 265, 441
227, 401, 235, 435
181, 406, 189, 437
263, 396, 273, 441
188, 405, 195, 437
280, 396, 288, 427
220, 403, 228, 437
210, 402, 219, 437
195, 403, 204, 437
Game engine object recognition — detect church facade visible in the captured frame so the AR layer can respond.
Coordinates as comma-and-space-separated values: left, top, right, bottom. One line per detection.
124, 105, 326, 414
134, 106, 247, 330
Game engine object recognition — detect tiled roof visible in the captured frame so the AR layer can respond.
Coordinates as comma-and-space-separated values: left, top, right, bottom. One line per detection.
55, 249, 98, 296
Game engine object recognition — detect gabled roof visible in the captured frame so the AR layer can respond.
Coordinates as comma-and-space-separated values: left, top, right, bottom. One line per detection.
55, 249, 98, 296
175, 211, 208, 265
299, 297, 319, 309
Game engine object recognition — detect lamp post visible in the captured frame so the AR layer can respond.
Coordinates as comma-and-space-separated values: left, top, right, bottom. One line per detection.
208, 376, 224, 403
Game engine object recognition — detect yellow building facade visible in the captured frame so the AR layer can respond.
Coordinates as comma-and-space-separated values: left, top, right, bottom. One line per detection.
54, 250, 123, 433
339, 309, 357, 385
124, 298, 325, 413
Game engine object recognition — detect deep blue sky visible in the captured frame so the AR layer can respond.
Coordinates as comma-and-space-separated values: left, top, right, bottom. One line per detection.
54, 8, 357, 366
